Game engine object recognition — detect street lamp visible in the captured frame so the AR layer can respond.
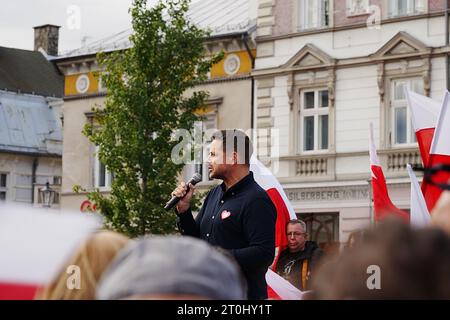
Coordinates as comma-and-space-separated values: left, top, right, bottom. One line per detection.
42, 181, 55, 208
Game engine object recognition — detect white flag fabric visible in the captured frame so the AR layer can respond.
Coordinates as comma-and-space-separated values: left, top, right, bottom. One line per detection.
405, 90, 441, 166
265, 269, 306, 300
406, 164, 431, 228
0, 204, 101, 299
250, 156, 297, 299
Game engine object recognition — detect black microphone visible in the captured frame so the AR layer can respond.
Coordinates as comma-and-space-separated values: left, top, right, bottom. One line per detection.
164, 173, 202, 211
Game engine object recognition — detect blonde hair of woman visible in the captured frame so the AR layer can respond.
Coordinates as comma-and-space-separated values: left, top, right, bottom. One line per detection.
36, 230, 129, 300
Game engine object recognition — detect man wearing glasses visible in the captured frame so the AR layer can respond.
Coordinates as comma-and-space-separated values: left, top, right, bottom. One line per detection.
275, 219, 323, 291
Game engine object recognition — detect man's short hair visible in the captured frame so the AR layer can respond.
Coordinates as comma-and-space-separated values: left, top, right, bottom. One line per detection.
211, 129, 253, 165
287, 219, 307, 234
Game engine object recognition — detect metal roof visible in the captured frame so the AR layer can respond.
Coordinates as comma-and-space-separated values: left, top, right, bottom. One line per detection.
0, 90, 62, 156
56, 0, 257, 60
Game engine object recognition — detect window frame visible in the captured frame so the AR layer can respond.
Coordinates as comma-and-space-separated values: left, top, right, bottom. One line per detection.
299, 88, 330, 154
388, 0, 427, 18
390, 77, 424, 147
184, 114, 217, 184
0, 173, 7, 201
297, 0, 330, 31
94, 146, 113, 190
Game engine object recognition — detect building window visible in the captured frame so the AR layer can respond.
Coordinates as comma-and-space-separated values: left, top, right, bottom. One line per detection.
53, 176, 62, 185
346, 0, 369, 16
298, 212, 339, 253
0, 173, 7, 201
391, 78, 423, 146
98, 75, 107, 93
95, 148, 113, 189
388, 0, 426, 18
299, 89, 329, 152
298, 0, 329, 31
185, 117, 216, 183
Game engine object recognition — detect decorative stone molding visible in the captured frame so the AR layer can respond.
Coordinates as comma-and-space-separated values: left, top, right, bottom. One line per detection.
287, 72, 295, 110
255, 76, 275, 159
282, 43, 336, 70
278, 153, 337, 181
377, 63, 385, 102
371, 32, 434, 150
385, 149, 421, 172
257, 0, 275, 37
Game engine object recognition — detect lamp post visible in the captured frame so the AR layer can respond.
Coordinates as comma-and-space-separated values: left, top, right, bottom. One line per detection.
42, 181, 55, 208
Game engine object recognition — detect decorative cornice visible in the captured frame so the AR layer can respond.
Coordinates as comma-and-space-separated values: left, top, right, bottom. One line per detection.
64, 92, 107, 101
252, 46, 450, 78
255, 11, 446, 43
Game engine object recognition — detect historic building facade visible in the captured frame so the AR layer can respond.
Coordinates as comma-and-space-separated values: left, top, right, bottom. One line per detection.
54, 0, 257, 211
253, 0, 449, 247
0, 25, 64, 208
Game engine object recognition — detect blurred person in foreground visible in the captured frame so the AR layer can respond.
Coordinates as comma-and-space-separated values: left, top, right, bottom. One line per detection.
96, 236, 247, 300
172, 130, 276, 300
35, 230, 129, 300
275, 219, 323, 291
310, 219, 450, 299
431, 190, 450, 236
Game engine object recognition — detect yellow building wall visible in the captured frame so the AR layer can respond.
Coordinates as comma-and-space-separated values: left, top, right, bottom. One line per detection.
210, 50, 255, 78
65, 72, 100, 96
64, 49, 255, 96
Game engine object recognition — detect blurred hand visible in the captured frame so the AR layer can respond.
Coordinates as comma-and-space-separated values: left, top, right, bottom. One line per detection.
171, 182, 195, 214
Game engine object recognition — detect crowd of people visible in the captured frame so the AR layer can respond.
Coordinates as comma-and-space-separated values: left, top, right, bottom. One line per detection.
29, 130, 450, 300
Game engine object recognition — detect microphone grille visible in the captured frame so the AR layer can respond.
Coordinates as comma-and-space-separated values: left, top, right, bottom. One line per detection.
192, 173, 202, 184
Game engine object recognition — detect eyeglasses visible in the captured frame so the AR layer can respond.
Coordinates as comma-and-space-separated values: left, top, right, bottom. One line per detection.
286, 232, 306, 237
412, 164, 450, 191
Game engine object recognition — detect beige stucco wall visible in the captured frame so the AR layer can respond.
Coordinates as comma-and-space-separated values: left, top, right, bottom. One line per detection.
61, 79, 252, 211
187, 79, 253, 130
61, 96, 105, 211
0, 153, 61, 206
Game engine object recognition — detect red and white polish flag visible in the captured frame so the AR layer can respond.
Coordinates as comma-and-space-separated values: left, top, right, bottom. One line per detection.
406, 164, 431, 228
0, 204, 101, 300
422, 91, 450, 212
369, 123, 409, 222
250, 156, 297, 299
405, 90, 441, 167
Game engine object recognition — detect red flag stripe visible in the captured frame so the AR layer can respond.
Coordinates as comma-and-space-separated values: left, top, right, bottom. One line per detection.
0, 283, 40, 300
422, 154, 450, 211
371, 165, 410, 222
416, 127, 435, 167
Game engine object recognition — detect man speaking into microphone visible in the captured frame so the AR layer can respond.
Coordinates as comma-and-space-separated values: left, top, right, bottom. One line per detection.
171, 129, 276, 300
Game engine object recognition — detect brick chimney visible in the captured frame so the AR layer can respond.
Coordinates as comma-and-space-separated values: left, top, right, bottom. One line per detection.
33, 24, 60, 56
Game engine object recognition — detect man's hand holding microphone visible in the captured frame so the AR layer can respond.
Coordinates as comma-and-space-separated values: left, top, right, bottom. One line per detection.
164, 173, 202, 213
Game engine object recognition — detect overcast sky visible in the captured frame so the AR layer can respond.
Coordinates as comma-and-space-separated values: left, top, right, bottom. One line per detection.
0, 0, 141, 53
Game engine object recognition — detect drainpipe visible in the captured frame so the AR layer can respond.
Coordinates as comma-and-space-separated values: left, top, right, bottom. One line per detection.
242, 33, 256, 130
31, 158, 38, 204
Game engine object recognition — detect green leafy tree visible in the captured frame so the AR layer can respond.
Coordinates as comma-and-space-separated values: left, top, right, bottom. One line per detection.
81, 0, 222, 237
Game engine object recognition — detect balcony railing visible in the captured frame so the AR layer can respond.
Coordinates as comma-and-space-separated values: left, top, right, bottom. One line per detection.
385, 149, 421, 172
296, 157, 328, 177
